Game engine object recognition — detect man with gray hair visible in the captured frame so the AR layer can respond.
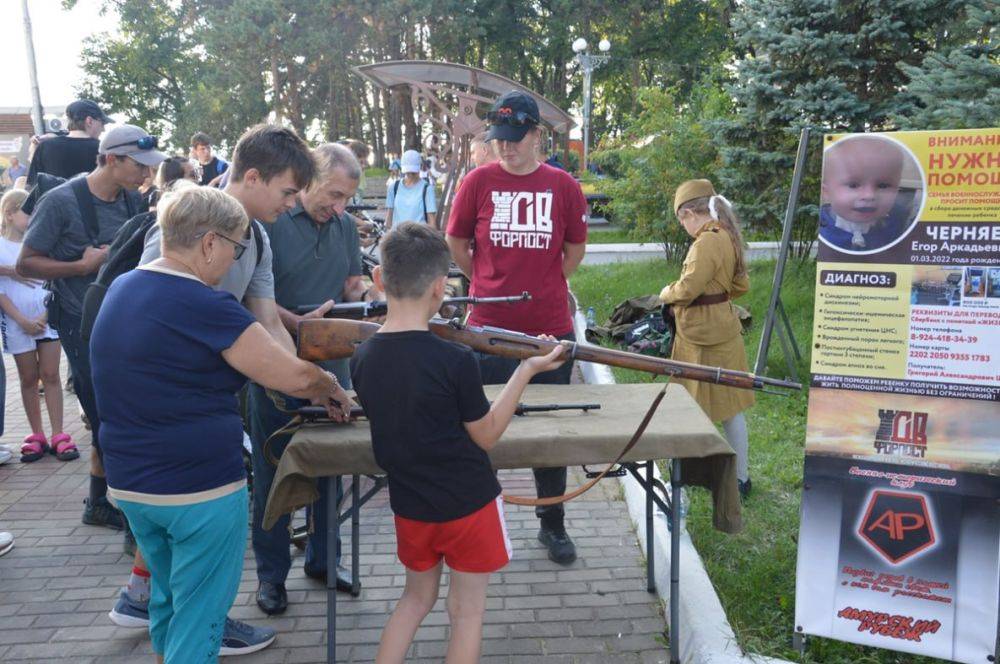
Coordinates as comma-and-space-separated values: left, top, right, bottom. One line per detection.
247, 142, 380, 615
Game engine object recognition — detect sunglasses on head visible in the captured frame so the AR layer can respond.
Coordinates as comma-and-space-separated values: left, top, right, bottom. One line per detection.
486, 109, 537, 128
105, 135, 160, 151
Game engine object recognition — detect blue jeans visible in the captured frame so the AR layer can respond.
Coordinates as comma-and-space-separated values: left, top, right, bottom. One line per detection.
55, 310, 101, 455
118, 488, 248, 663
247, 382, 341, 584
475, 331, 576, 527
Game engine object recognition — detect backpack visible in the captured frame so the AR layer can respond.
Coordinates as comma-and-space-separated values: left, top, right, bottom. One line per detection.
79, 216, 265, 341
392, 178, 430, 223
624, 311, 674, 358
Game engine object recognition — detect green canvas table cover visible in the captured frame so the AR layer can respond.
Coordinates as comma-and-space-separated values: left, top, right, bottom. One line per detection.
263, 382, 742, 533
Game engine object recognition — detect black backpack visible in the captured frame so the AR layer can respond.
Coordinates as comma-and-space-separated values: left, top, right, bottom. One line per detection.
79, 215, 264, 341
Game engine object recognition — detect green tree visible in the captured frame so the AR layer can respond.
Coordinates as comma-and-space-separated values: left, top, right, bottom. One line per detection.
897, 1, 1000, 129
593, 76, 734, 259
714, 0, 976, 242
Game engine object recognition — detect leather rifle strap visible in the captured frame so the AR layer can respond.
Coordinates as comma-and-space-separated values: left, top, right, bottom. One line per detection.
502, 384, 668, 507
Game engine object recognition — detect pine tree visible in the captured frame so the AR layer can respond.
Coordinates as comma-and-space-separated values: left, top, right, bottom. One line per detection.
897, 1, 999, 129
713, 0, 972, 239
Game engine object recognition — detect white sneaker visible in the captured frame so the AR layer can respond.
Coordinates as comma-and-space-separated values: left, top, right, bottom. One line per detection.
0, 531, 13, 557
0, 448, 12, 465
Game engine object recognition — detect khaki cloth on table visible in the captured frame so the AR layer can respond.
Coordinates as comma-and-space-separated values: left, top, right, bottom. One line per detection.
659, 223, 754, 423
263, 383, 742, 534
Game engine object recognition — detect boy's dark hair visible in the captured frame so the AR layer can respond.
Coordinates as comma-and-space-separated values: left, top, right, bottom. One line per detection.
190, 132, 212, 147
157, 156, 190, 187
381, 222, 451, 299
229, 124, 315, 190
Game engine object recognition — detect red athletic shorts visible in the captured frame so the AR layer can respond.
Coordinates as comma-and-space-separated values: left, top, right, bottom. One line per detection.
394, 496, 512, 573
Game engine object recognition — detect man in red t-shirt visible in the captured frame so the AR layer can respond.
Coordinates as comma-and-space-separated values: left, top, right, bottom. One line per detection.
447, 90, 588, 564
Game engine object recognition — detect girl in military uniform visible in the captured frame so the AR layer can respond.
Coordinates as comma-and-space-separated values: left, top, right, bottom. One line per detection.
659, 179, 754, 498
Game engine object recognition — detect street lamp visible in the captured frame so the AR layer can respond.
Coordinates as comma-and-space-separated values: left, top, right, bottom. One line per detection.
573, 36, 610, 173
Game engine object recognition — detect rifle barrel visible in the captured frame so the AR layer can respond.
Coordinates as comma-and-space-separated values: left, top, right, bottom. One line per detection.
295, 292, 531, 318
429, 319, 802, 392
298, 401, 600, 421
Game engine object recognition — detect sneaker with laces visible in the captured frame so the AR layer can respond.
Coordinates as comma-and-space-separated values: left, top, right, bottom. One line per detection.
82, 496, 125, 530
220, 617, 276, 656
108, 589, 150, 628
538, 524, 577, 565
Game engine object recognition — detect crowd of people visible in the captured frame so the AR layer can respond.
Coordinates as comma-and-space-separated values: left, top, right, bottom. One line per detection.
0, 91, 757, 662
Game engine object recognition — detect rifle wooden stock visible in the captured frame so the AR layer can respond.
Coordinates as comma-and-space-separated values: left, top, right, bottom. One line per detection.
297, 318, 802, 392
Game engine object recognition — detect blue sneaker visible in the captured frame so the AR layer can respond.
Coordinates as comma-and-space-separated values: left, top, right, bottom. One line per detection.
220, 617, 276, 656
108, 589, 149, 628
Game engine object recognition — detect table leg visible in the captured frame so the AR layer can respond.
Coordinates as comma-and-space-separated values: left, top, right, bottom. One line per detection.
327, 475, 338, 663
352, 474, 361, 595
645, 460, 655, 593
670, 459, 681, 664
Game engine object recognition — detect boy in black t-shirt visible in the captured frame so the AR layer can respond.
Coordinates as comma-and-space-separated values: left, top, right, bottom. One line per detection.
351, 222, 565, 663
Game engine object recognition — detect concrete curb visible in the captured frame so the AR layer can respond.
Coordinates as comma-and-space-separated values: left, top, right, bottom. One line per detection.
582, 241, 816, 266
572, 309, 794, 664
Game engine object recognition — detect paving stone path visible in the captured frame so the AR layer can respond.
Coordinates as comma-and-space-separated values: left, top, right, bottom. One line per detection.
0, 354, 669, 663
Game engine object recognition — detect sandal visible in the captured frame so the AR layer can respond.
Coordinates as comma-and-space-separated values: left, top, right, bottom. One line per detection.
20, 434, 49, 463
50, 433, 80, 462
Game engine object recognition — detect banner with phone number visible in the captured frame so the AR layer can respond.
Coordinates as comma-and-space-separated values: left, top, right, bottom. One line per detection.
794, 128, 1000, 663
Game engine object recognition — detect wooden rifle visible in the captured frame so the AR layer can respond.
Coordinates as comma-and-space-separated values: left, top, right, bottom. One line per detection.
294, 402, 600, 421
294, 292, 530, 319
297, 318, 802, 393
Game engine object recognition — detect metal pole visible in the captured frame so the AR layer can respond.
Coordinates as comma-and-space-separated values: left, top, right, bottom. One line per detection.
326, 476, 338, 663
645, 460, 654, 592
581, 53, 592, 174
21, 0, 45, 135
351, 475, 360, 595
754, 127, 811, 376
670, 459, 681, 664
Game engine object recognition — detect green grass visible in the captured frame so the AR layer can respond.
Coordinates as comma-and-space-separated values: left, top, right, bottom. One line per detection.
570, 259, 947, 664
588, 227, 661, 244
364, 166, 389, 179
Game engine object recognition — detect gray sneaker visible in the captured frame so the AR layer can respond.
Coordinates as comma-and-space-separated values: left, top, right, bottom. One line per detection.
108, 589, 149, 628
220, 617, 276, 656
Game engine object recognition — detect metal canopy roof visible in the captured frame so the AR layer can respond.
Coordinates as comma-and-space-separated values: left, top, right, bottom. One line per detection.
352, 61, 575, 134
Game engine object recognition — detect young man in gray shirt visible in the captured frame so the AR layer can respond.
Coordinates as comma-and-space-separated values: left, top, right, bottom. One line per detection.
18, 124, 165, 530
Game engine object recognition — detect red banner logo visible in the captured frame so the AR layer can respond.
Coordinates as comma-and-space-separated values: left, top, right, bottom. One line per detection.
859, 491, 936, 564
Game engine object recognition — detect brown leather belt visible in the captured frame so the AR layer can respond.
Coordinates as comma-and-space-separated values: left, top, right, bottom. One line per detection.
689, 292, 729, 307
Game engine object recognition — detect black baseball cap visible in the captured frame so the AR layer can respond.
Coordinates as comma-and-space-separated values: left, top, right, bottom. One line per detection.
485, 90, 541, 143
66, 99, 113, 125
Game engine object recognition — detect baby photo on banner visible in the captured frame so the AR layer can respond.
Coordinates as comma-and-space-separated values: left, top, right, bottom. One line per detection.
795, 128, 1000, 663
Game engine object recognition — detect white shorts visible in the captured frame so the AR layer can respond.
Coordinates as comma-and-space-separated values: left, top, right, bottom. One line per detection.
1, 315, 58, 356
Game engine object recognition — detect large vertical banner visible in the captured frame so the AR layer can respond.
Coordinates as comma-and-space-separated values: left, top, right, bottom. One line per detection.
794, 128, 1000, 662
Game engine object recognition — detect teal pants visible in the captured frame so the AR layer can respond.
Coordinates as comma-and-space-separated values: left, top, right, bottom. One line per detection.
117, 488, 248, 663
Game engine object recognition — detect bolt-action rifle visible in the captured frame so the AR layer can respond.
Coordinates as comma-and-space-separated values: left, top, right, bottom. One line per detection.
294, 402, 600, 421
294, 292, 530, 320
297, 318, 802, 393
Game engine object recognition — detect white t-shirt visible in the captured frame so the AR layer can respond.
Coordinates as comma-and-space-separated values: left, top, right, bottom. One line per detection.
0, 237, 50, 323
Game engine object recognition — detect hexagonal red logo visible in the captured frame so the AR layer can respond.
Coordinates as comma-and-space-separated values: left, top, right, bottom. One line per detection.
858, 490, 935, 564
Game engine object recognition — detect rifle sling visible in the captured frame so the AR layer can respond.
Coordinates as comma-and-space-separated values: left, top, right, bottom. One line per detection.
502, 384, 667, 507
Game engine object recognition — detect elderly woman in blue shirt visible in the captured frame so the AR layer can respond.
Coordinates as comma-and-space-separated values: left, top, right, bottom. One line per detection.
91, 186, 350, 663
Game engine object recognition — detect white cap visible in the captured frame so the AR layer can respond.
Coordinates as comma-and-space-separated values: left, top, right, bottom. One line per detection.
400, 150, 422, 174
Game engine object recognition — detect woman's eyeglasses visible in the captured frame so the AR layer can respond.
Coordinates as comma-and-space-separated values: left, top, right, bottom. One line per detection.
199, 231, 247, 260
486, 110, 537, 127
